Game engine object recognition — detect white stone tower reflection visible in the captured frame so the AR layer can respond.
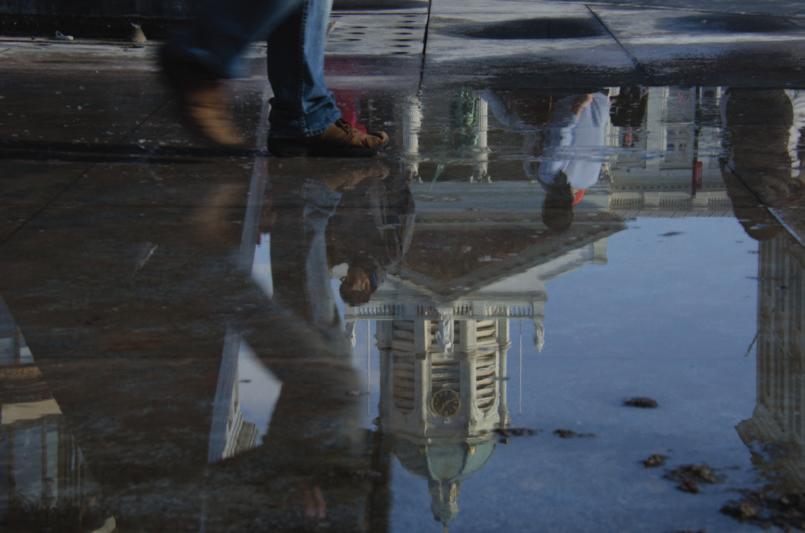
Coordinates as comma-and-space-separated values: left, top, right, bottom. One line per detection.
345, 225, 618, 528
376, 313, 510, 527
737, 232, 805, 489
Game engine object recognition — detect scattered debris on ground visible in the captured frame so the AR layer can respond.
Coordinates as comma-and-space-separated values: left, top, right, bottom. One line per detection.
553, 429, 595, 439
642, 454, 668, 468
720, 499, 759, 520
665, 464, 723, 494
678, 479, 700, 494
494, 427, 538, 443
721, 489, 805, 529
624, 397, 659, 408
494, 427, 537, 438
130, 23, 147, 44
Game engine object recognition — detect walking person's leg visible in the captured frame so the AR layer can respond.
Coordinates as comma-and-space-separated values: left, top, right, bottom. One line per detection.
266, 0, 389, 157
160, 0, 303, 146
165, 0, 301, 79
160, 0, 389, 155
266, 0, 340, 139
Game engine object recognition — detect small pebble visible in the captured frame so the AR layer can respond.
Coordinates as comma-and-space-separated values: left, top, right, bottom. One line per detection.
624, 397, 658, 408
553, 429, 595, 439
494, 427, 537, 438
721, 500, 759, 520
642, 454, 668, 468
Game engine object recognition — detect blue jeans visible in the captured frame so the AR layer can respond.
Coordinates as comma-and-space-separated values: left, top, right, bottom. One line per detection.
169, 0, 341, 137
270, 178, 348, 349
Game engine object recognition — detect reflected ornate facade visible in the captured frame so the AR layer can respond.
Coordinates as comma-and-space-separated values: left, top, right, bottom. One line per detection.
346, 225, 616, 527
738, 232, 805, 489
378, 317, 509, 526
607, 87, 732, 217
0, 299, 106, 531
398, 86, 735, 219
342, 106, 747, 522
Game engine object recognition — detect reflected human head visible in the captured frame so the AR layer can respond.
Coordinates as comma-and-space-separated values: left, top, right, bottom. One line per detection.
339, 266, 377, 306
542, 182, 574, 232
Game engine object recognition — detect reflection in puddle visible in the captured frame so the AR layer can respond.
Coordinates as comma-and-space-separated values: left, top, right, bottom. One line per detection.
732, 232, 805, 528
0, 83, 802, 531
0, 299, 112, 532
207, 333, 281, 462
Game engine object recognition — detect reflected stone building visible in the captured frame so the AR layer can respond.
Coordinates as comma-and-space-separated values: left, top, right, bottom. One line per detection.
343, 85, 756, 528
0, 298, 108, 531
345, 208, 622, 527
208, 333, 261, 463
607, 87, 732, 217
377, 316, 509, 527
397, 87, 733, 217
737, 232, 805, 490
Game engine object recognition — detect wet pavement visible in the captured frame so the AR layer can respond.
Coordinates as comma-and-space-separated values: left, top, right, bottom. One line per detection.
1, 1, 804, 532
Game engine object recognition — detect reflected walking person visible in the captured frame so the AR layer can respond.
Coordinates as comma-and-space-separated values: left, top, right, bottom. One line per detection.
267, 159, 414, 309
535, 92, 610, 231
484, 89, 612, 231
160, 0, 389, 156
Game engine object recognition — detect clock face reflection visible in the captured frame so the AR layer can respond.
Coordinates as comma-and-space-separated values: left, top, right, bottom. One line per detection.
431, 388, 460, 418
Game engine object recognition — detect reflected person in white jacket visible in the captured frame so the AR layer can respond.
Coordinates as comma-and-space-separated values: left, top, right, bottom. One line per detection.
483, 89, 612, 232
536, 92, 611, 232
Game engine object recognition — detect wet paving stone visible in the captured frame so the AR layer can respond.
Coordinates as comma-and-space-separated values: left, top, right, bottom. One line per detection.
0, 4, 804, 531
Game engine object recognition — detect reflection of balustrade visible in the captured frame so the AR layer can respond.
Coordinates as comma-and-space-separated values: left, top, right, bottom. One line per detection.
347, 301, 538, 320
608, 190, 733, 217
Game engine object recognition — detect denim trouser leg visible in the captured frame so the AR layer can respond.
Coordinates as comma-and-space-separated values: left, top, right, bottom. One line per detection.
168, 0, 303, 78
270, 179, 347, 347
267, 0, 342, 137
300, 179, 343, 328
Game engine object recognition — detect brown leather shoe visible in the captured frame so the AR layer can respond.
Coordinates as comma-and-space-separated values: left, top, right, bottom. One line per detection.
267, 119, 389, 157
159, 48, 244, 147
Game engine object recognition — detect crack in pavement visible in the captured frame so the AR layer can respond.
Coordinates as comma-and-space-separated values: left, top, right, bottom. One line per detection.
585, 4, 653, 83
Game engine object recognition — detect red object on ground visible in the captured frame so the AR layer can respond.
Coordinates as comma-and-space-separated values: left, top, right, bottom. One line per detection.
573, 189, 586, 206
333, 89, 367, 133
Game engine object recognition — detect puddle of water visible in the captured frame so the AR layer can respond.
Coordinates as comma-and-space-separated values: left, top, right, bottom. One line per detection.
444, 18, 605, 40
0, 84, 803, 531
